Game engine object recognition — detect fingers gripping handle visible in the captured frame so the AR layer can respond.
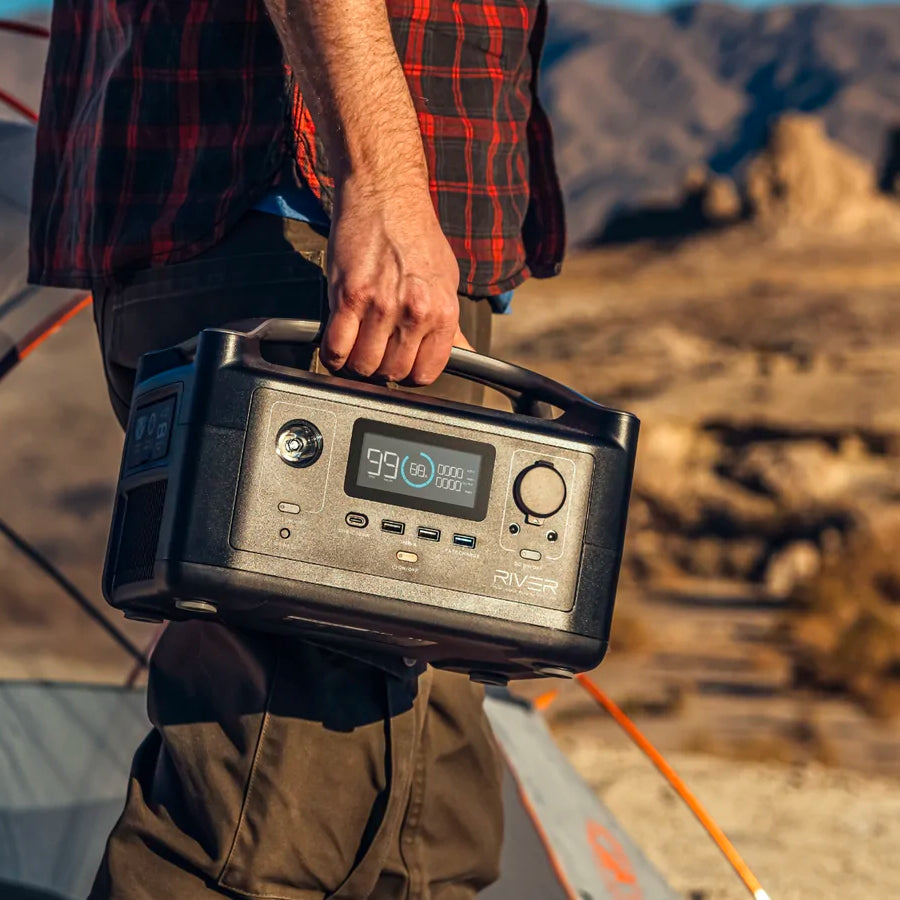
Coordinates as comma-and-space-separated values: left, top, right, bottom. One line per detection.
234, 318, 628, 434
243, 317, 577, 409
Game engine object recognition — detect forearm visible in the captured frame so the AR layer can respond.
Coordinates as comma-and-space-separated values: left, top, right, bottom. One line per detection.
263, 0, 428, 192
263, 0, 462, 386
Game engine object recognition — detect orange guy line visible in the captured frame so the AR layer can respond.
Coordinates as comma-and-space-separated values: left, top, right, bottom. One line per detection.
0, 87, 39, 124
20, 295, 92, 360
575, 673, 770, 900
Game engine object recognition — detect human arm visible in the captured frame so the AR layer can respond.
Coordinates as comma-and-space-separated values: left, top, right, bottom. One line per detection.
262, 0, 472, 383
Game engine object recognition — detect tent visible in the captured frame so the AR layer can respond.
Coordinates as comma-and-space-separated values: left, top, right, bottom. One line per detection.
0, 117, 678, 899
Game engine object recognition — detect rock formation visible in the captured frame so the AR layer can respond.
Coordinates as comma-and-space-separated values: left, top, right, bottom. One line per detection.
683, 165, 743, 225
598, 113, 900, 246
745, 114, 900, 239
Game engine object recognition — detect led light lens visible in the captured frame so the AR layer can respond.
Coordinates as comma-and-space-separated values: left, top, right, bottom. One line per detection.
276, 420, 323, 468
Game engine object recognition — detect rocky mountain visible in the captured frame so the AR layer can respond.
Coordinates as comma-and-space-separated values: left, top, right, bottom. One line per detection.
543, 0, 900, 242
8, 1, 900, 242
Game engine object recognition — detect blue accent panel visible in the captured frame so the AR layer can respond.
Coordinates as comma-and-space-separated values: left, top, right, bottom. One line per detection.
490, 290, 515, 314
255, 183, 330, 228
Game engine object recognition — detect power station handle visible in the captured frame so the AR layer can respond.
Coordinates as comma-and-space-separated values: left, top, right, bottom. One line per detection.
239, 317, 593, 417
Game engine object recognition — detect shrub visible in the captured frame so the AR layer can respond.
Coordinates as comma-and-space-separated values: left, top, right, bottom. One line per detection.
785, 525, 900, 718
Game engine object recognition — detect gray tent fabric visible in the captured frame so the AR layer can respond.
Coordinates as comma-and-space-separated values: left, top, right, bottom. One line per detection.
0, 681, 676, 899
0, 683, 148, 898
483, 689, 677, 900
0, 121, 87, 378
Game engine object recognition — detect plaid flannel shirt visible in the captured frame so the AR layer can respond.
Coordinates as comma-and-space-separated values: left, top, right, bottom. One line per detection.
29, 0, 565, 297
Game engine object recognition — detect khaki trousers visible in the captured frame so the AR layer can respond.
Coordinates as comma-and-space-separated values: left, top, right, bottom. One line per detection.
89, 213, 504, 899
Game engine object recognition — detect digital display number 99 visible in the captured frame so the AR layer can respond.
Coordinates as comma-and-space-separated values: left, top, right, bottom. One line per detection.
366, 447, 401, 481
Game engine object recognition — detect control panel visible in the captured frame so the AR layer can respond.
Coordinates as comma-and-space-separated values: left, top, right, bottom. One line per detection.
125, 395, 176, 469
230, 388, 593, 613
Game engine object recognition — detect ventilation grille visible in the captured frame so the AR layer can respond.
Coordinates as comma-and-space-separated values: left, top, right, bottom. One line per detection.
113, 479, 167, 587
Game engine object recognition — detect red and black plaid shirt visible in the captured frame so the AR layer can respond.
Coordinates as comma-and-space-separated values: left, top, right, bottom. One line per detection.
29, 0, 565, 297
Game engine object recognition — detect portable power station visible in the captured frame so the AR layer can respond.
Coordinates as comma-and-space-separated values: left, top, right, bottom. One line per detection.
103, 319, 639, 683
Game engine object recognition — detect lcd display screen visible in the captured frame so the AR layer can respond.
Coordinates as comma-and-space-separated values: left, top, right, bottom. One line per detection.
345, 420, 494, 521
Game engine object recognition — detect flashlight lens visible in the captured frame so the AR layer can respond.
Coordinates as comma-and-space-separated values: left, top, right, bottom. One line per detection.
276, 421, 323, 467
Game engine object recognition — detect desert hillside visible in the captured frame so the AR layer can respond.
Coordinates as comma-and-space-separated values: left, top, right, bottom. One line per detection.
502, 113, 900, 778
493, 118, 900, 896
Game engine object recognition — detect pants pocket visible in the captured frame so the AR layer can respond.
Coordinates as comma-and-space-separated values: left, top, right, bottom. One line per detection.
218, 641, 401, 900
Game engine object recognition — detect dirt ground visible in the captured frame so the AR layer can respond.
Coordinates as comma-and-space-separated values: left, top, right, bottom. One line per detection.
499, 228, 900, 776
557, 725, 900, 900
3, 228, 900, 897
499, 229, 900, 898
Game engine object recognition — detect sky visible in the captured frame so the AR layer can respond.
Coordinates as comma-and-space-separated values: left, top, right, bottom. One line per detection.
2, 0, 900, 16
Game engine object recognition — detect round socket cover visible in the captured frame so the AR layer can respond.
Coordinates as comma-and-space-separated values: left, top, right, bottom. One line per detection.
513, 462, 567, 519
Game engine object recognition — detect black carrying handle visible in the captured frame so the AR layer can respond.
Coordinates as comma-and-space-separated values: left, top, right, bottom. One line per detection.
221, 318, 633, 440
243, 318, 583, 413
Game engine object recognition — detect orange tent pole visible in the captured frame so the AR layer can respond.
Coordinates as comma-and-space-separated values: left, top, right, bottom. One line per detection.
19, 295, 92, 359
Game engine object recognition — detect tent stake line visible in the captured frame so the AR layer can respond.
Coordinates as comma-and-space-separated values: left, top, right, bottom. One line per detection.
574, 673, 770, 900
0, 516, 148, 667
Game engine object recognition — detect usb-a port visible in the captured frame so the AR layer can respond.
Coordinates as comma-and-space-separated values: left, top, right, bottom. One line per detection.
417, 526, 441, 542
381, 519, 405, 535
453, 534, 477, 549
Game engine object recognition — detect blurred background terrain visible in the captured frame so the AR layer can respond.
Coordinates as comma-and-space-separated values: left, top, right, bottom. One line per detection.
4, 2, 900, 897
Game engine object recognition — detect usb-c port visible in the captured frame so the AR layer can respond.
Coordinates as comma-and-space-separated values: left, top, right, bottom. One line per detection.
381, 520, 405, 535
417, 527, 441, 542
453, 534, 476, 549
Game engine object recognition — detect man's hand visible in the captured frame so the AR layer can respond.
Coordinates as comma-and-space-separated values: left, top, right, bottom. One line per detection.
321, 177, 462, 384
262, 0, 469, 384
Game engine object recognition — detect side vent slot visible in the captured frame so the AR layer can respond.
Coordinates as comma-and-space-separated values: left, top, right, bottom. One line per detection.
112, 479, 168, 587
